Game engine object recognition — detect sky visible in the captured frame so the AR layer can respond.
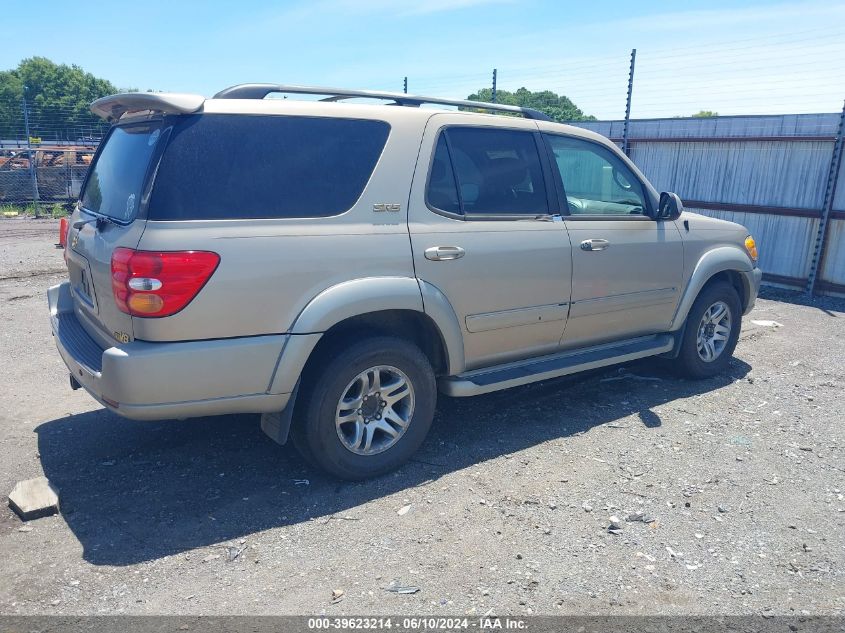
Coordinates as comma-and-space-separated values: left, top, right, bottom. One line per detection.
2, 0, 844, 119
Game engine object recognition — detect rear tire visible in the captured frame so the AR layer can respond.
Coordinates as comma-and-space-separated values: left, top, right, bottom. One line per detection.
294, 336, 436, 480
673, 281, 742, 379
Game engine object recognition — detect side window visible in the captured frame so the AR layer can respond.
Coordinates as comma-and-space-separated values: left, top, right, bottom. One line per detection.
426, 127, 548, 216
149, 114, 390, 220
545, 134, 647, 216
427, 135, 461, 214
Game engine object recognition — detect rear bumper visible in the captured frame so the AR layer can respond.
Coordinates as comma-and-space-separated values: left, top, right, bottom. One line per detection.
48, 282, 299, 421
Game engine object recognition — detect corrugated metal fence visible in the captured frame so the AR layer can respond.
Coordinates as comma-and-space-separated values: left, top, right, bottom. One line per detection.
569, 113, 845, 297
3, 111, 843, 296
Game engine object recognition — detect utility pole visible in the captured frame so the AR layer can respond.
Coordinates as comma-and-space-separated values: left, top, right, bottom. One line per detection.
403, 77, 408, 94
491, 68, 497, 103
807, 98, 845, 296
622, 49, 637, 156
22, 88, 41, 217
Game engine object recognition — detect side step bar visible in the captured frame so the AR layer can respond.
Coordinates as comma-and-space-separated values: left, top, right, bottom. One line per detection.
439, 334, 674, 397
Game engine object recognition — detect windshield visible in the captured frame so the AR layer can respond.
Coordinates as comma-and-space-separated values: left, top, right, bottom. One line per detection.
80, 122, 162, 222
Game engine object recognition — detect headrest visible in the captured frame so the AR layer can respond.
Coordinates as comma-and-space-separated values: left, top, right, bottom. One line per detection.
486, 157, 528, 189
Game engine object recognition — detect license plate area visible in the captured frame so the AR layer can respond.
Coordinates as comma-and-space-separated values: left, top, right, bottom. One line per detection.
66, 253, 98, 312
77, 270, 91, 300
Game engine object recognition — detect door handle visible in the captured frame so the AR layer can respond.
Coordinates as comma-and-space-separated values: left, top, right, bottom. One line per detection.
424, 246, 466, 261
580, 239, 610, 251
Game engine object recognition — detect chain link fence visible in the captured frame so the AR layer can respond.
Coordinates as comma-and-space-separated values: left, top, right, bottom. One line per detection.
1, 95, 107, 212
0, 145, 97, 208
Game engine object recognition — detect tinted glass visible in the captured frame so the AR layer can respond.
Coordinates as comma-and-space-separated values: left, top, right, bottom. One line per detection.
149, 114, 390, 220
546, 135, 647, 216
81, 122, 161, 222
443, 127, 548, 215
427, 135, 460, 214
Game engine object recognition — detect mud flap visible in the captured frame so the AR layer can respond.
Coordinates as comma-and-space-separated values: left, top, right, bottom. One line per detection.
659, 323, 687, 360
260, 381, 300, 445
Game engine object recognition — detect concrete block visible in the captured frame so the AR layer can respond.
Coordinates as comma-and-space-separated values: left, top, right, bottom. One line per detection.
8, 477, 59, 521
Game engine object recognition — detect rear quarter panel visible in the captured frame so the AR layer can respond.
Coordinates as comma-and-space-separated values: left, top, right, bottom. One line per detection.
133, 107, 429, 342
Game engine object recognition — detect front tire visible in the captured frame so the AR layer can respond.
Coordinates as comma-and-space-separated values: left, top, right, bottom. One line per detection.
674, 281, 742, 379
294, 336, 436, 480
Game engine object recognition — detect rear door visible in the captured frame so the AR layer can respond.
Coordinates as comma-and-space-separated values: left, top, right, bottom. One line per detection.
66, 120, 163, 347
408, 115, 573, 370
542, 133, 684, 348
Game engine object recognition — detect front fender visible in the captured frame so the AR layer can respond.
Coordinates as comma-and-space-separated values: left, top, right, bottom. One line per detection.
670, 246, 754, 331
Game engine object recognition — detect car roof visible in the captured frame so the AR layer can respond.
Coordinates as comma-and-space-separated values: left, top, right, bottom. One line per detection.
91, 87, 610, 145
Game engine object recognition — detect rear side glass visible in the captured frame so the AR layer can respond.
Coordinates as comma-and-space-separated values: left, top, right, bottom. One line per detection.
148, 114, 390, 220
431, 127, 548, 216
427, 135, 461, 214
81, 122, 161, 222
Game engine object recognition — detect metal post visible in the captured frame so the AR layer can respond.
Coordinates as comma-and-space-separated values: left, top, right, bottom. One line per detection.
22, 92, 41, 216
807, 98, 845, 296
491, 68, 497, 103
403, 77, 408, 94
622, 48, 637, 156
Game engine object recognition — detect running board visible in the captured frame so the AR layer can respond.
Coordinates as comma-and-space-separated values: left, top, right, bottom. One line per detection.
439, 334, 674, 397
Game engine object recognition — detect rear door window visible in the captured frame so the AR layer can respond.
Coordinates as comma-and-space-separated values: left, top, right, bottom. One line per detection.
426, 127, 548, 217
148, 114, 390, 220
80, 122, 162, 222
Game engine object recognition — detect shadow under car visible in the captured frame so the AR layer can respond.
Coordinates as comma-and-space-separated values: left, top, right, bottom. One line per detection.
36, 357, 750, 566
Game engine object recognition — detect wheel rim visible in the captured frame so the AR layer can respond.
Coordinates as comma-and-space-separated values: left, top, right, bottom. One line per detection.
335, 365, 415, 456
696, 300, 732, 362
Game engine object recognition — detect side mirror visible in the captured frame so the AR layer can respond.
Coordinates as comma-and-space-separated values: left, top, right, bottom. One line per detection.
656, 192, 684, 221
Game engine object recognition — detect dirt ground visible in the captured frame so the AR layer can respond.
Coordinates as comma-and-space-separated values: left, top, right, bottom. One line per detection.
1, 217, 843, 616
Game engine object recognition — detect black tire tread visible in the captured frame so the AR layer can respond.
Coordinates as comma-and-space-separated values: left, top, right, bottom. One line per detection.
674, 281, 742, 379
294, 335, 436, 480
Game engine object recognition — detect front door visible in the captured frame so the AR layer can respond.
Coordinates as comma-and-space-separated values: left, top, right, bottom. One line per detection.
543, 133, 684, 349
408, 116, 573, 370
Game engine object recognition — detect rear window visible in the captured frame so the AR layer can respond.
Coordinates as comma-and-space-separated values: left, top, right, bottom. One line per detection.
426, 127, 548, 216
148, 114, 390, 220
80, 122, 161, 222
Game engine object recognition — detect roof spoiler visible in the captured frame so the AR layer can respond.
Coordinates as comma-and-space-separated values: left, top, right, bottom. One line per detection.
90, 93, 205, 122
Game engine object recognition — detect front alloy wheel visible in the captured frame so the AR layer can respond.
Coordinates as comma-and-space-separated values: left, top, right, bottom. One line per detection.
673, 281, 742, 379
696, 300, 732, 362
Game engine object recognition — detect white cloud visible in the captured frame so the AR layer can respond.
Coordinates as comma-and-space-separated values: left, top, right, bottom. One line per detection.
596, 0, 845, 32
398, 0, 516, 15
249, 0, 515, 25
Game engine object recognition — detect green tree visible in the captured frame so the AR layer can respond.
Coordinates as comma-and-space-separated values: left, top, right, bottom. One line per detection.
465, 87, 595, 122
692, 110, 719, 118
0, 57, 123, 140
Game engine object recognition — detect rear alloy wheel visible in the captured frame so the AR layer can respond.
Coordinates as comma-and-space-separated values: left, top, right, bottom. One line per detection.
335, 365, 415, 456
295, 336, 436, 480
674, 281, 742, 379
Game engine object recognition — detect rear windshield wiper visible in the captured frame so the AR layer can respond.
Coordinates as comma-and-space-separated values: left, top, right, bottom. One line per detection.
74, 210, 119, 230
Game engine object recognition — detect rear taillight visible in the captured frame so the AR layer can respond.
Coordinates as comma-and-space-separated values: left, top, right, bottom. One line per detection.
58, 217, 69, 249
111, 248, 220, 318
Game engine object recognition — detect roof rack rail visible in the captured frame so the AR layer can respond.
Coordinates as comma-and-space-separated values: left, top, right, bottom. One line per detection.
212, 83, 553, 122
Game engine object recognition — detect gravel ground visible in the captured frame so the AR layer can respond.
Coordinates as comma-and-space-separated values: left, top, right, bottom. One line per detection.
0, 217, 843, 616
